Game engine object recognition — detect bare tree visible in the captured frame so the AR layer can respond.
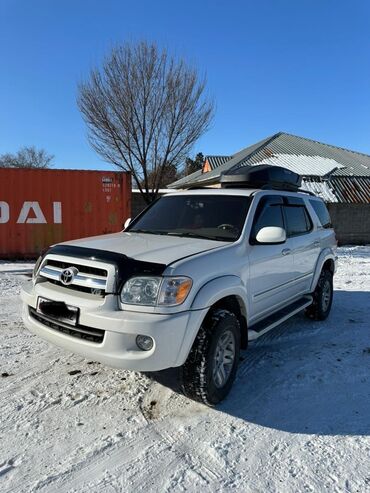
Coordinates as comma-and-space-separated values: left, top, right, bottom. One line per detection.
77, 41, 214, 203
0, 146, 54, 168
143, 163, 178, 189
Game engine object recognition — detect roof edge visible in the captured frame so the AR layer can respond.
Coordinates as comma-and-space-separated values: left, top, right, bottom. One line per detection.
194, 132, 283, 185
280, 131, 370, 160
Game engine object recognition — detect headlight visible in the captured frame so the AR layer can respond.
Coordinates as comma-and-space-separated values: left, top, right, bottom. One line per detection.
120, 276, 192, 307
120, 277, 161, 306
158, 277, 192, 306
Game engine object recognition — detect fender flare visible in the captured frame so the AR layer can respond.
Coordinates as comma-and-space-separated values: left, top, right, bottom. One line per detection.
174, 276, 248, 366
190, 275, 247, 313
310, 248, 336, 292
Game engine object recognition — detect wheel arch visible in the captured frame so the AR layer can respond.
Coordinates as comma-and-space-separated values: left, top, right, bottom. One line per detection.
209, 295, 248, 349
190, 276, 249, 350
310, 249, 336, 292
322, 258, 335, 274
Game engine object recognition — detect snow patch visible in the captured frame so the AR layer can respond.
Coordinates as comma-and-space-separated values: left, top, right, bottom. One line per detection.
254, 153, 345, 176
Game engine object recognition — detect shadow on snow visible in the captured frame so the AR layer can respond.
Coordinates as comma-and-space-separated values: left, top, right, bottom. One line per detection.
151, 290, 370, 436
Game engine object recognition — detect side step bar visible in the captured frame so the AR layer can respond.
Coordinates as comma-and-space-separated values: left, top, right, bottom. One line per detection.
248, 295, 313, 341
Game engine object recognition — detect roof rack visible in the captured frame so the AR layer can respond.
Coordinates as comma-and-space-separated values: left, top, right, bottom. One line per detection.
186, 185, 213, 190
220, 165, 302, 192
258, 185, 317, 196
297, 189, 316, 196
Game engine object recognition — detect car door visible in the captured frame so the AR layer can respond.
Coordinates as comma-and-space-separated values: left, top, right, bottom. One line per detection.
282, 196, 320, 295
248, 195, 296, 323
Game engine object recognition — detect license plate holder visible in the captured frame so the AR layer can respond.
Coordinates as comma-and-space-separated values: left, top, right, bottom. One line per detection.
37, 297, 79, 326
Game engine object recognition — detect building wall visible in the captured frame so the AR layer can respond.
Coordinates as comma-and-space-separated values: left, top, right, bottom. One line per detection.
327, 203, 370, 245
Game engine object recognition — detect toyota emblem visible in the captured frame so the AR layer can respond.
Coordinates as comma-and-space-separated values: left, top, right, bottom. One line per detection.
60, 267, 78, 285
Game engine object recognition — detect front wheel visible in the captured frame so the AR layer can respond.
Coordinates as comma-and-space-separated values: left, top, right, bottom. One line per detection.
305, 269, 333, 321
181, 309, 241, 406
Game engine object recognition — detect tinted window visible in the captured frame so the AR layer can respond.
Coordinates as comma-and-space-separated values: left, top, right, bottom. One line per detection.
128, 195, 251, 242
251, 196, 284, 240
309, 199, 332, 228
284, 205, 312, 236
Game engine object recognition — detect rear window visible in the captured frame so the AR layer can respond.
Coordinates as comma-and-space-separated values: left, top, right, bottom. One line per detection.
309, 199, 332, 229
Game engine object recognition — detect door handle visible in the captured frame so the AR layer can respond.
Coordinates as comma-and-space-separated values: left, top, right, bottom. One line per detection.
314, 241, 320, 247
282, 248, 291, 256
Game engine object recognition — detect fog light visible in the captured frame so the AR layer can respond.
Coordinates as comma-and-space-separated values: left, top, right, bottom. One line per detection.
136, 335, 154, 351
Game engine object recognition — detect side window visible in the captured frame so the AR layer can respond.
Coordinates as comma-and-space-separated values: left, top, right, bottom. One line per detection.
251, 195, 284, 241
309, 199, 332, 228
283, 205, 312, 237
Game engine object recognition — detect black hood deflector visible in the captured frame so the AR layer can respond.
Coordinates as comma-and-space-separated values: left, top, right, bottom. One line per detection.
46, 244, 166, 294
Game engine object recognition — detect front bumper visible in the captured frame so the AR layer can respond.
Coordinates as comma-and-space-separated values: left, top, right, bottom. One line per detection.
21, 280, 208, 371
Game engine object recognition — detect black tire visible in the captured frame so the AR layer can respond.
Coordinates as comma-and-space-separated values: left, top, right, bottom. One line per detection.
181, 309, 241, 406
305, 269, 333, 321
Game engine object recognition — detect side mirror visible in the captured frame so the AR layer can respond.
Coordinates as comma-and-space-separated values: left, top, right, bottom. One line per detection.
255, 226, 286, 244
123, 217, 131, 230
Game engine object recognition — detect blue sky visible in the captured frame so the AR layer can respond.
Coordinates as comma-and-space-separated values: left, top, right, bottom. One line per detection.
1, 0, 370, 170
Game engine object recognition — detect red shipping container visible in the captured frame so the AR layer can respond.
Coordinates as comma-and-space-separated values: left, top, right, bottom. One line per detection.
0, 168, 131, 258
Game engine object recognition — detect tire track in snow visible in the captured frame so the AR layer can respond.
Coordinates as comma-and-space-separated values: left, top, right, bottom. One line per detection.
40, 379, 226, 493
0, 350, 63, 398
33, 427, 151, 493
133, 381, 233, 490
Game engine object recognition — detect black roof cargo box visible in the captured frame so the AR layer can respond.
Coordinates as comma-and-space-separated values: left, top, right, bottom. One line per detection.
220, 165, 302, 191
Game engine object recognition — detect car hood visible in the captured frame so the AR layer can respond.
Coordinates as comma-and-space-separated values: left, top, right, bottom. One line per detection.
61, 232, 227, 265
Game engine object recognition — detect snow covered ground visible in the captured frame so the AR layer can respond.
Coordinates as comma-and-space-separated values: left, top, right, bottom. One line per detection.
1, 247, 370, 493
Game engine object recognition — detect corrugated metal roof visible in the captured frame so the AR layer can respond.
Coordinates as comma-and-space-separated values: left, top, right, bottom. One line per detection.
170, 134, 278, 188
169, 168, 203, 188
205, 155, 232, 170
237, 133, 370, 177
171, 132, 370, 189
301, 178, 338, 203
302, 177, 370, 203
328, 176, 370, 203
250, 153, 345, 176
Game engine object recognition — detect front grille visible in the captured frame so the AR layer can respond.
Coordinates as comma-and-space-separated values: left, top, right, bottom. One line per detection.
38, 259, 108, 296
29, 307, 105, 344
46, 260, 107, 277
46, 279, 104, 296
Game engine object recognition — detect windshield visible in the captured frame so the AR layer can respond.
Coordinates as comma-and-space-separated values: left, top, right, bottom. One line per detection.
127, 194, 251, 242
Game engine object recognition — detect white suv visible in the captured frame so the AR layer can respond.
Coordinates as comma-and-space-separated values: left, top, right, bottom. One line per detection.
21, 166, 337, 405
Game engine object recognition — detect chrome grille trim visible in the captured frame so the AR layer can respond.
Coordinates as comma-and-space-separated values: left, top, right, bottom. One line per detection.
39, 260, 108, 293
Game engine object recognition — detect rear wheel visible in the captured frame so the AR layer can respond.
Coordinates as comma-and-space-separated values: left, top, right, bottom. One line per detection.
305, 269, 333, 321
181, 309, 241, 406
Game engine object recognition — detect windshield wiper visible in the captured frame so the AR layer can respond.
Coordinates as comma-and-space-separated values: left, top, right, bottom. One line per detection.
130, 229, 234, 241
168, 231, 232, 242
128, 229, 169, 236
